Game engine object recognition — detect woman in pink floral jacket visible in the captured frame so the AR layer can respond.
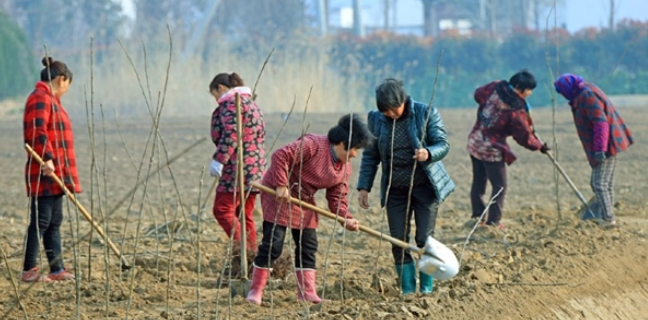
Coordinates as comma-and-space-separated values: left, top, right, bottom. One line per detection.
209, 72, 265, 251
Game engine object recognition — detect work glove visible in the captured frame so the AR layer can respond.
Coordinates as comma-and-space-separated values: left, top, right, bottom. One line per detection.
540, 143, 550, 154
210, 159, 223, 178
592, 151, 606, 165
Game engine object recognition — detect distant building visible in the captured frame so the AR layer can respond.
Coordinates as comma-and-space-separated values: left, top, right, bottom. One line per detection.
318, 0, 567, 37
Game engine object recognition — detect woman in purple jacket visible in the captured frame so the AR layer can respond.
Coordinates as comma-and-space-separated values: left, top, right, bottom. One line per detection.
554, 74, 633, 227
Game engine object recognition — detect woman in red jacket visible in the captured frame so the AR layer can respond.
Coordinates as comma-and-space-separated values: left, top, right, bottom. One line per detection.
22, 57, 79, 282
467, 70, 549, 229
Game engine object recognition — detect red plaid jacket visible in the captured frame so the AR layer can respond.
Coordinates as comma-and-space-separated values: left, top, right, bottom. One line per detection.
23, 81, 81, 197
570, 83, 634, 167
260, 134, 352, 229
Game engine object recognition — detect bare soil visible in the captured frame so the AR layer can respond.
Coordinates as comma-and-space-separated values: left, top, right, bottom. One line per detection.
0, 107, 646, 319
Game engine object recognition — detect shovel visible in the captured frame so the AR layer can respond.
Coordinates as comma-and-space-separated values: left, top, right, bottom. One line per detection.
229, 93, 252, 297
24, 144, 132, 270
251, 182, 459, 281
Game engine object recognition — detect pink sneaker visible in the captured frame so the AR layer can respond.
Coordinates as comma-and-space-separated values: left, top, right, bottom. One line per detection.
48, 269, 75, 281
21, 267, 51, 282
486, 222, 505, 230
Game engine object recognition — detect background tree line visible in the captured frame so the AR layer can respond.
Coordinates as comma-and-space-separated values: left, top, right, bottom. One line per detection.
329, 19, 648, 107
0, 0, 645, 109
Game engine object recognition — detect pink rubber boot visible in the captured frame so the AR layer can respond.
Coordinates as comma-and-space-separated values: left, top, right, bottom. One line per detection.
246, 265, 270, 305
295, 268, 322, 304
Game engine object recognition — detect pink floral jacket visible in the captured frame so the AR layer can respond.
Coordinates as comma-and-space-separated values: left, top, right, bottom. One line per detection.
211, 87, 266, 193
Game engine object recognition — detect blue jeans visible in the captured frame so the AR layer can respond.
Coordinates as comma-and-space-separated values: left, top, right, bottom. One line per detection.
23, 195, 65, 273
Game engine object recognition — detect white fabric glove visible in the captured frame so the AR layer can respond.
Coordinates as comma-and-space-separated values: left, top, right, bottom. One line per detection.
210, 160, 223, 178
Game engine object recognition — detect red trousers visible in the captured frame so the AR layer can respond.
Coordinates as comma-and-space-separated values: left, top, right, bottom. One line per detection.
212, 192, 257, 251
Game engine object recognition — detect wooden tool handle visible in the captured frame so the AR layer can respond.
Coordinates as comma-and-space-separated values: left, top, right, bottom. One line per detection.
235, 93, 248, 279
24, 144, 129, 267
251, 182, 420, 252
533, 134, 592, 210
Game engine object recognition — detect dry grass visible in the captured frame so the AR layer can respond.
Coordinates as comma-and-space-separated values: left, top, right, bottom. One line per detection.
14, 41, 371, 119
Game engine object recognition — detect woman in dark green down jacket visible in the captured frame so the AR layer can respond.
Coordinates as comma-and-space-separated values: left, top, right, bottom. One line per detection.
357, 79, 455, 295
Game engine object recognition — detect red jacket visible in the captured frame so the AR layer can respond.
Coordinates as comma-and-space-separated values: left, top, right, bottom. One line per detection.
467, 80, 543, 165
23, 81, 81, 197
260, 134, 352, 229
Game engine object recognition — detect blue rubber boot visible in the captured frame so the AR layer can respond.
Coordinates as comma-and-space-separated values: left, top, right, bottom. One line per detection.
394, 263, 416, 295
419, 271, 434, 294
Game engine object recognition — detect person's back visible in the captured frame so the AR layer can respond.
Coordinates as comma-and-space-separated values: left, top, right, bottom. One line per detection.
210, 84, 265, 193
468, 78, 543, 166
568, 82, 633, 166
208, 72, 265, 252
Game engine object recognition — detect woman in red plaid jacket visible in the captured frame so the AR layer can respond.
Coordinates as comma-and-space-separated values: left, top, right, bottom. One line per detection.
554, 74, 633, 227
246, 114, 374, 305
22, 57, 79, 282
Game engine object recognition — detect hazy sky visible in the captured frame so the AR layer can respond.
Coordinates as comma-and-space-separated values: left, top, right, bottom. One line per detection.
116, 0, 648, 33
566, 0, 648, 31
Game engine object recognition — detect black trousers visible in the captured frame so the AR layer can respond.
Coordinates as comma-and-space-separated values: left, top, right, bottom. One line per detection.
254, 221, 318, 269
470, 156, 507, 225
385, 184, 439, 265
23, 195, 65, 273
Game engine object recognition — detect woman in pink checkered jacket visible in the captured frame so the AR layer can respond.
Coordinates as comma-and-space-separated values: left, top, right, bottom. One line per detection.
246, 114, 374, 305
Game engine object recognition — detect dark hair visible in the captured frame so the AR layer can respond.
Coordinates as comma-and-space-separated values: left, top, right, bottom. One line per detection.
209, 72, 244, 91
40, 57, 73, 83
328, 113, 374, 150
509, 69, 536, 91
375, 78, 407, 112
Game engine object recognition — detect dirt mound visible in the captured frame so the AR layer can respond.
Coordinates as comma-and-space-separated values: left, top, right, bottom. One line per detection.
1, 108, 646, 319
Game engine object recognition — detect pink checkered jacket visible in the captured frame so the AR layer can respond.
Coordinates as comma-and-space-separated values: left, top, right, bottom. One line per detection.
260, 134, 353, 229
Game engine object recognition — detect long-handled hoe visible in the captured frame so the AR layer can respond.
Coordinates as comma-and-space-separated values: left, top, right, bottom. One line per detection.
535, 134, 597, 219
251, 182, 460, 282
229, 93, 252, 297
25, 144, 132, 270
